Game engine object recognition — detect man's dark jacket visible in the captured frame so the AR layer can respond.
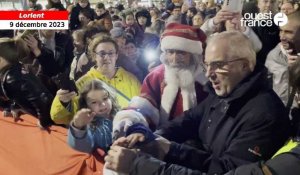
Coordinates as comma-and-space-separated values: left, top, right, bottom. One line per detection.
252, 23, 280, 64
0, 64, 54, 128
226, 142, 300, 175
131, 64, 291, 175
53, 32, 74, 73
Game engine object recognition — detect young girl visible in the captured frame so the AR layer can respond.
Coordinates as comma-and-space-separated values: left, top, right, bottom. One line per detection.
68, 79, 120, 153
68, 79, 155, 175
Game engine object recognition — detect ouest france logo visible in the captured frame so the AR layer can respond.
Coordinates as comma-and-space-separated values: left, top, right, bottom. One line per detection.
240, 12, 288, 27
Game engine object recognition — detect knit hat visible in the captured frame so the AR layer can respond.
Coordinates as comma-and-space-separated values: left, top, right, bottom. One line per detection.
110, 27, 125, 38
160, 23, 206, 55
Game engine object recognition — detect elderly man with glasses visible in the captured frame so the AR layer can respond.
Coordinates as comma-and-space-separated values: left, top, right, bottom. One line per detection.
105, 31, 290, 175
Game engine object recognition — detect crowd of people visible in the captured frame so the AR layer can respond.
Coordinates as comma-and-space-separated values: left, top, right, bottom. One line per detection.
0, 0, 300, 174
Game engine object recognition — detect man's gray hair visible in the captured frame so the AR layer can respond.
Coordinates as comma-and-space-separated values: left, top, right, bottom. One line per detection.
207, 31, 256, 71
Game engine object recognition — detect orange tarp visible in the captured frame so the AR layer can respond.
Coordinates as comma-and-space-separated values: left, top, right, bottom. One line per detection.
0, 112, 104, 175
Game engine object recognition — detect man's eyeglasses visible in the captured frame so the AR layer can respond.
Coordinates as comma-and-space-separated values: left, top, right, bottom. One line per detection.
95, 51, 116, 58
165, 49, 189, 56
202, 58, 246, 72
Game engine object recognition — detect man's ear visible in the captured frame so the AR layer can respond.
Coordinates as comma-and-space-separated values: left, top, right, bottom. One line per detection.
241, 61, 249, 70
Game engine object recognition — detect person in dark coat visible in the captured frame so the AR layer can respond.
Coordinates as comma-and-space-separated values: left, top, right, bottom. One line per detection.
251, 0, 280, 64
39, 30, 74, 74
226, 54, 300, 175
94, 2, 111, 21
0, 37, 54, 128
225, 10, 300, 175
134, 8, 152, 46
22, 31, 61, 95
104, 31, 291, 175
69, 0, 95, 30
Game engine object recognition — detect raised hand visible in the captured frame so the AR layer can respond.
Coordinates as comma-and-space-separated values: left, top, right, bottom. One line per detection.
213, 9, 238, 25
56, 89, 77, 103
23, 34, 41, 57
286, 49, 300, 66
72, 108, 96, 129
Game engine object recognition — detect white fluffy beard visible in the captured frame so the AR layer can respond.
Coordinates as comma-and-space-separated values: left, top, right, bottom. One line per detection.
164, 64, 196, 89
159, 55, 199, 125
161, 52, 200, 88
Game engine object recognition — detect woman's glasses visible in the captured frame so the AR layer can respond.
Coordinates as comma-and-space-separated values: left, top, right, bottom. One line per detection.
95, 51, 116, 58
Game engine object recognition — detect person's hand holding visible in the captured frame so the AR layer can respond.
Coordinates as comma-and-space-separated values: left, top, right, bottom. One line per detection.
104, 145, 139, 174
113, 136, 129, 147
213, 9, 237, 25
287, 49, 300, 66
126, 133, 145, 148
57, 89, 77, 103
113, 118, 134, 139
229, 13, 246, 32
72, 108, 96, 129
24, 34, 41, 57
113, 133, 145, 148
138, 136, 171, 160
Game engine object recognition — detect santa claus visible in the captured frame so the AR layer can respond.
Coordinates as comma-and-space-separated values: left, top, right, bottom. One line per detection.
113, 23, 208, 135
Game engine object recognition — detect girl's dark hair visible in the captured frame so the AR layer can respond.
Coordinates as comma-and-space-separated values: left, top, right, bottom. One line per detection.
96, 2, 105, 9
78, 79, 120, 117
46, 0, 66, 10
79, 8, 95, 21
0, 37, 30, 65
135, 9, 152, 27
112, 15, 121, 21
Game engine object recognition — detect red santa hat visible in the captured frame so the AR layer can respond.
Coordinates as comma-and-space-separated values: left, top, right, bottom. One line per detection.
160, 23, 206, 55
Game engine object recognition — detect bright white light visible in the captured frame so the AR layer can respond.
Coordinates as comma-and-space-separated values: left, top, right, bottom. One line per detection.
145, 49, 156, 62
